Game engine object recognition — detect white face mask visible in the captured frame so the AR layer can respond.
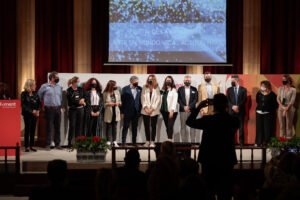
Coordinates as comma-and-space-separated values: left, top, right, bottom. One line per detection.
260, 86, 266, 91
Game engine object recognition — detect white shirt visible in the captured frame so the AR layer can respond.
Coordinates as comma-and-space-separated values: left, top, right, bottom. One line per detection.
131, 85, 137, 99
91, 90, 99, 106
205, 82, 213, 99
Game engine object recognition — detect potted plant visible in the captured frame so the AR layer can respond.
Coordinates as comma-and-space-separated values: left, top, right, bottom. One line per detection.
74, 135, 110, 162
267, 136, 300, 157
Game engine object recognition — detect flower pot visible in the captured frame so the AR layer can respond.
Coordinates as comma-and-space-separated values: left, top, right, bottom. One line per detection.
76, 150, 107, 162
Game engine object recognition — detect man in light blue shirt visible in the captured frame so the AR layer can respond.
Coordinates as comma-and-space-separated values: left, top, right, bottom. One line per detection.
38, 71, 63, 150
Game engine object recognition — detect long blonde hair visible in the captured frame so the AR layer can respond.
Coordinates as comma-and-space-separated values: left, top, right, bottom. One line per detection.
23, 79, 35, 92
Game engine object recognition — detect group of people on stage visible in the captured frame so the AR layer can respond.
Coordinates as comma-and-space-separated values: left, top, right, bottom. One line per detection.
20, 71, 297, 151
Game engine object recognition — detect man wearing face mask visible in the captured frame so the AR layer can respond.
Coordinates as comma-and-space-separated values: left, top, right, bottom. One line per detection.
120, 76, 142, 145
197, 71, 220, 116
178, 75, 198, 143
38, 71, 63, 150
226, 75, 247, 146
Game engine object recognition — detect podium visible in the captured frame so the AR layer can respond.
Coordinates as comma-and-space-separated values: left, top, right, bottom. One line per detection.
0, 100, 21, 156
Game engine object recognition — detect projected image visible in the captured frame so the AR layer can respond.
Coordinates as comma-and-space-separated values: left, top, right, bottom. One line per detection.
109, 0, 227, 63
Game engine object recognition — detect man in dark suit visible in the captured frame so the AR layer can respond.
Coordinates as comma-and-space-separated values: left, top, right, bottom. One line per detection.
177, 75, 198, 143
121, 76, 142, 145
186, 93, 239, 200
226, 75, 247, 146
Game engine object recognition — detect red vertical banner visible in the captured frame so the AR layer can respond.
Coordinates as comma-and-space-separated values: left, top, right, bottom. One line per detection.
0, 100, 21, 156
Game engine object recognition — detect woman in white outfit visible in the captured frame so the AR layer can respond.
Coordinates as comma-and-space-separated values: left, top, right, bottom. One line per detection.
141, 75, 161, 147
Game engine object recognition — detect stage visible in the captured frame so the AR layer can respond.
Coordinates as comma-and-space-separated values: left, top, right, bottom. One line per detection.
18, 145, 272, 173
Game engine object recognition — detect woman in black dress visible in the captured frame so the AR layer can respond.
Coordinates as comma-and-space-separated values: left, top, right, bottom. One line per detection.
255, 80, 278, 146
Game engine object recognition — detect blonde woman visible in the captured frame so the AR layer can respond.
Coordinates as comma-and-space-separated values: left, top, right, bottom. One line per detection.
66, 76, 85, 147
21, 79, 40, 152
103, 80, 121, 147
277, 74, 296, 138
141, 75, 161, 147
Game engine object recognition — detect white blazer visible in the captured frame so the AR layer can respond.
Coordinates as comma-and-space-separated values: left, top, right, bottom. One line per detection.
141, 86, 161, 116
162, 88, 178, 112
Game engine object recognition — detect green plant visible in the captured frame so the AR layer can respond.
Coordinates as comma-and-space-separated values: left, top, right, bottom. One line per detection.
74, 136, 110, 153
268, 137, 300, 151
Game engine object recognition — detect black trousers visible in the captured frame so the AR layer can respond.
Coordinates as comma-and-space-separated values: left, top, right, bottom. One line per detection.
23, 113, 37, 148
161, 111, 178, 139
232, 112, 245, 144
256, 112, 275, 145
106, 121, 117, 142
68, 107, 84, 146
143, 115, 158, 142
44, 107, 61, 146
202, 163, 234, 200
121, 111, 139, 144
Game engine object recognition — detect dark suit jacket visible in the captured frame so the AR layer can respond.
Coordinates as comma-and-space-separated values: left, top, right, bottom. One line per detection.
177, 86, 198, 112
120, 85, 142, 117
186, 107, 239, 166
226, 86, 247, 115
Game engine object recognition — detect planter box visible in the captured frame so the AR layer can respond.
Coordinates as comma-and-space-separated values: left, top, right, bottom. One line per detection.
76, 151, 107, 162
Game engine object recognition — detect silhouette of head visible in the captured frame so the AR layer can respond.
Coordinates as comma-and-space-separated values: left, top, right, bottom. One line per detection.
124, 149, 141, 169
47, 159, 67, 184
213, 93, 228, 113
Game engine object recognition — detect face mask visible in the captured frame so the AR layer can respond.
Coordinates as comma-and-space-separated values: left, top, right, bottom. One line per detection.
147, 80, 153, 85
184, 81, 191, 86
205, 78, 211, 83
282, 80, 288, 85
77, 82, 81, 87
132, 82, 138, 87
166, 81, 172, 86
91, 83, 97, 88
231, 82, 236, 87
54, 78, 59, 83
260, 86, 266, 91
113, 86, 118, 90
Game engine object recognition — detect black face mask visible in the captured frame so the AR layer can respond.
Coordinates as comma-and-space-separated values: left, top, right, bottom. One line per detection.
54, 78, 59, 83
231, 82, 236, 87
91, 83, 97, 88
165, 81, 172, 86
132, 82, 138, 87
205, 78, 211, 83
282, 80, 288, 85
184, 81, 191, 86
147, 80, 153, 85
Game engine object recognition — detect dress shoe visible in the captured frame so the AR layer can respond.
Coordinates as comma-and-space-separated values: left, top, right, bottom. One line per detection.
55, 145, 63, 150
30, 147, 37, 152
25, 148, 30, 152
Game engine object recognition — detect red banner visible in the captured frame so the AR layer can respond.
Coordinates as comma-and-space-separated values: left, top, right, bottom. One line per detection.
0, 100, 20, 156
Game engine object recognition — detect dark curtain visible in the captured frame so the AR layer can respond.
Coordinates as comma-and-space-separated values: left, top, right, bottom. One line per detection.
261, 0, 300, 73
92, 0, 130, 74
204, 0, 243, 74
0, 0, 17, 98
35, 0, 74, 88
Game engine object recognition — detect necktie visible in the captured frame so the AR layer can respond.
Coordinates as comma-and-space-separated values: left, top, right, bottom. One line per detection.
234, 87, 238, 105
